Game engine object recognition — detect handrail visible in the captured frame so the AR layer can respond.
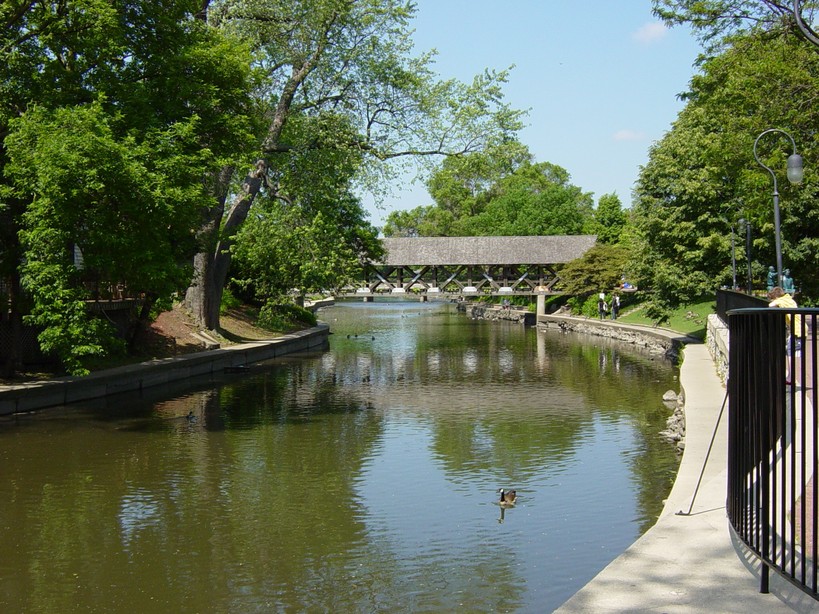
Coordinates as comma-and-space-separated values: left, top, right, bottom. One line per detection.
727, 307, 819, 598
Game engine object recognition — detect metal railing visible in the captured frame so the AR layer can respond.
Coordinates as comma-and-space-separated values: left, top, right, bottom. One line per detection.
727, 307, 819, 598
716, 289, 768, 323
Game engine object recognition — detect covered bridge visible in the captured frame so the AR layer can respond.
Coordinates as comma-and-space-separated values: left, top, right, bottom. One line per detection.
346, 235, 597, 297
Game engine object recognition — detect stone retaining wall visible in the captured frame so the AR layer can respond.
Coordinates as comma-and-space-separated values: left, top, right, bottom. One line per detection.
536, 313, 696, 364
706, 313, 729, 383
0, 325, 329, 415
465, 304, 536, 325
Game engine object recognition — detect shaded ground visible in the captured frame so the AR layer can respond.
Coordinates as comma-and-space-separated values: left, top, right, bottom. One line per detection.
131, 303, 278, 359
129, 304, 204, 358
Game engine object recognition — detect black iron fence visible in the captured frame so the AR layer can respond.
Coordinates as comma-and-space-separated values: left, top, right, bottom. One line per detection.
727, 307, 819, 598
716, 289, 768, 322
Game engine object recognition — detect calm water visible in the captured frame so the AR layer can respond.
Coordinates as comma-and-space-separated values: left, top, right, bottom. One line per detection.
0, 301, 680, 612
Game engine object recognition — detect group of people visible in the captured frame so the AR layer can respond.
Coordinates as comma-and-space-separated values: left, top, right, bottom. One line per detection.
597, 292, 620, 320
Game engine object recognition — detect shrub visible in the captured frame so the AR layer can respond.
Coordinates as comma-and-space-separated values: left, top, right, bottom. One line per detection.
257, 300, 317, 331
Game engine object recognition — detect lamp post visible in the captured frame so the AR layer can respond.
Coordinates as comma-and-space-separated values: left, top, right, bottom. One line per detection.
752, 128, 803, 288
738, 218, 752, 294
730, 223, 737, 290
794, 1, 819, 48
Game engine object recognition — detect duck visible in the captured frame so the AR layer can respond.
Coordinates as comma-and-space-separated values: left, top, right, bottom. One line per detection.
498, 488, 517, 507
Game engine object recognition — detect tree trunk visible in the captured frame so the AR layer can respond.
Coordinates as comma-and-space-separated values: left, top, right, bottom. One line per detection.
184, 161, 266, 330
183, 56, 317, 329
185, 250, 219, 330
0, 272, 23, 378
184, 165, 234, 329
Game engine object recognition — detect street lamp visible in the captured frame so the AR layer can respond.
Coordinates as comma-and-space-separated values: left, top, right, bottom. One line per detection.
730, 222, 737, 290
738, 218, 752, 294
752, 128, 803, 288
794, 1, 819, 48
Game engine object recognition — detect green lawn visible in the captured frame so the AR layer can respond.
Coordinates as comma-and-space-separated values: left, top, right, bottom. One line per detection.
616, 298, 715, 340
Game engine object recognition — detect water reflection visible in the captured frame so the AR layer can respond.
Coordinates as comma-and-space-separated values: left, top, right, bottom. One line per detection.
0, 301, 679, 612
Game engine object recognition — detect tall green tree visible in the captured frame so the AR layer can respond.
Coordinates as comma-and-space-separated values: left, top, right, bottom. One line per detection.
382, 205, 457, 237
425, 140, 533, 220
231, 113, 382, 303
652, 0, 802, 51
593, 193, 627, 244
1, 1, 258, 374
456, 162, 594, 236
185, 0, 525, 329
556, 244, 632, 297
384, 145, 595, 238
633, 29, 819, 308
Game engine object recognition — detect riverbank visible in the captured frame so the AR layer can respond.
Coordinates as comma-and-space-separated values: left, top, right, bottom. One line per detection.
536, 312, 701, 363
0, 324, 329, 415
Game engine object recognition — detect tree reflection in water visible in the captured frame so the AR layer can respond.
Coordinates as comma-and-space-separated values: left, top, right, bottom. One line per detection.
0, 301, 679, 612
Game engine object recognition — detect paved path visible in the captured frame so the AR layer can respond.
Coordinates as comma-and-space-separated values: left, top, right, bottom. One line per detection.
554, 343, 819, 613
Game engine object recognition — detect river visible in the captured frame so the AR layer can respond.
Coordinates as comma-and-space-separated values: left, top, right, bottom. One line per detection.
0, 300, 680, 612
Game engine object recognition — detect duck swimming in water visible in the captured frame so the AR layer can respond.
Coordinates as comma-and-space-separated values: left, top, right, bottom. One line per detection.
498, 488, 517, 507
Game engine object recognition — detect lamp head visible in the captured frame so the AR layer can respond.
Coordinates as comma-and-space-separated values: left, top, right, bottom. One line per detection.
787, 153, 804, 184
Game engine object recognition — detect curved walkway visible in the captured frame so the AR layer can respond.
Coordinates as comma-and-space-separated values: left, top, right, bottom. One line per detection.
554, 343, 819, 613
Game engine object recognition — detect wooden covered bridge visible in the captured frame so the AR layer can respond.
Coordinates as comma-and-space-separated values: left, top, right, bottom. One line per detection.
340, 235, 597, 299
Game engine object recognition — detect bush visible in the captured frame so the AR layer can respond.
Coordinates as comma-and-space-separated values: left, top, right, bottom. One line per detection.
568, 293, 614, 318
257, 300, 317, 331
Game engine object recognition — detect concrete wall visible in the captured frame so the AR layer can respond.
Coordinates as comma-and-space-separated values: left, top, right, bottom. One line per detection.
0, 325, 329, 415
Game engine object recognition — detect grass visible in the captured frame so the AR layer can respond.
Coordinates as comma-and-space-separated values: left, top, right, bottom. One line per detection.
616, 298, 715, 341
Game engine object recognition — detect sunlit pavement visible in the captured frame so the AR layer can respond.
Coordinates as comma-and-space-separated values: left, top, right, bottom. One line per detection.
554, 343, 819, 614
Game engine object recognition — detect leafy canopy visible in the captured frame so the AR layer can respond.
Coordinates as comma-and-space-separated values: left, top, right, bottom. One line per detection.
1, 1, 258, 373
632, 27, 819, 308
383, 143, 596, 237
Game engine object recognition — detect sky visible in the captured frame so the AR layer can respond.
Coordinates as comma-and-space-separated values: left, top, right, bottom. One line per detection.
362, 0, 703, 229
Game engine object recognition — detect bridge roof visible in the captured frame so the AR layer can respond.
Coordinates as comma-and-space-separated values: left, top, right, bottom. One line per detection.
378, 235, 597, 266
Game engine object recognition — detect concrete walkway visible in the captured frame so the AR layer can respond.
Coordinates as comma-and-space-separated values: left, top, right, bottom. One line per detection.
554, 343, 819, 613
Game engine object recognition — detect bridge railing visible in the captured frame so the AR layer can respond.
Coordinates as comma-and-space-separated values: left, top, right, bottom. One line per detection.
337, 286, 555, 298
727, 307, 819, 598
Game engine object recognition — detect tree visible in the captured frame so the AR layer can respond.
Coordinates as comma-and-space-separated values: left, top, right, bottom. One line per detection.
448, 161, 595, 237
1, 1, 258, 374
230, 113, 383, 302
632, 28, 819, 309
593, 193, 627, 244
232, 201, 380, 303
652, 0, 802, 52
425, 140, 533, 220
382, 205, 456, 237
557, 244, 632, 297
231, 110, 382, 305
385, 142, 596, 238
185, 0, 525, 329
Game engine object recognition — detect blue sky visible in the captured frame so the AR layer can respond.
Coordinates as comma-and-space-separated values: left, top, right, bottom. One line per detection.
363, 1, 703, 229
